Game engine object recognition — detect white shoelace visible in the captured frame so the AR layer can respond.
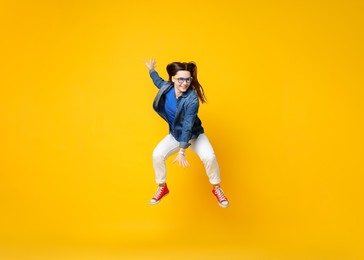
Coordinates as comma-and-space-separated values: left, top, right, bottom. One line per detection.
215, 187, 226, 201
154, 187, 165, 199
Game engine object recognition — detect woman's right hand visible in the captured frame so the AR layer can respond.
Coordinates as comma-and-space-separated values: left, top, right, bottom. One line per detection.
144, 57, 157, 71
172, 153, 190, 168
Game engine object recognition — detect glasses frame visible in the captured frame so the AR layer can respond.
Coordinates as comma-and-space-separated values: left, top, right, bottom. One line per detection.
173, 76, 193, 84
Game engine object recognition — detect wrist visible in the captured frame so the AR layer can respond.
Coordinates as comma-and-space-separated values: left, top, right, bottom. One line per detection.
178, 150, 186, 156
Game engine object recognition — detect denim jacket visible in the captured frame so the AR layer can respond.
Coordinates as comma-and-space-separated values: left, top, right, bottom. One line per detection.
149, 69, 204, 148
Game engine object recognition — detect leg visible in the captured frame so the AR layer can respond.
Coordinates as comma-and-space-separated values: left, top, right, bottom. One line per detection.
150, 134, 179, 205
190, 134, 229, 208
152, 134, 180, 184
189, 133, 221, 184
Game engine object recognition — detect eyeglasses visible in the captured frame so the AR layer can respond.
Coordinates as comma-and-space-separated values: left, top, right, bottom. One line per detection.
173, 76, 193, 84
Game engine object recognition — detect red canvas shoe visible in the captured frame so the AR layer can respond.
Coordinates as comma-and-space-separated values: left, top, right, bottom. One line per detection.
150, 185, 169, 205
212, 186, 229, 208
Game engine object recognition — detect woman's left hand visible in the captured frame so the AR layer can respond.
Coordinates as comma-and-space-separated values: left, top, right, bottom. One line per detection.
172, 154, 190, 168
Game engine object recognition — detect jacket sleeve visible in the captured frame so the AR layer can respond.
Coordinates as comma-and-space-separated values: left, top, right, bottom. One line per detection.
179, 98, 199, 148
149, 69, 167, 89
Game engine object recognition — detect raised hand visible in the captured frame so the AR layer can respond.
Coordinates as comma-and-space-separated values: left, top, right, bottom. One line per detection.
144, 57, 157, 71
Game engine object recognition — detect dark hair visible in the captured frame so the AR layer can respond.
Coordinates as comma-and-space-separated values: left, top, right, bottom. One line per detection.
166, 61, 207, 103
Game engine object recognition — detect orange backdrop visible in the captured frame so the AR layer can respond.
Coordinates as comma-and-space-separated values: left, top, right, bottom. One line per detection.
1, 0, 363, 259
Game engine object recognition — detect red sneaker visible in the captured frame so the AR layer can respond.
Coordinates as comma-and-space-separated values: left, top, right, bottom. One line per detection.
150, 185, 169, 205
212, 186, 229, 208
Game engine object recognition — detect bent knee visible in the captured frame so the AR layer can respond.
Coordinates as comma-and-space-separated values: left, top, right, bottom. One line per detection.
152, 151, 165, 162
201, 153, 217, 164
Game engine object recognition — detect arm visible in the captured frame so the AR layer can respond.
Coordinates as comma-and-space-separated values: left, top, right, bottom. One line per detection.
172, 98, 199, 168
144, 57, 166, 89
179, 98, 199, 148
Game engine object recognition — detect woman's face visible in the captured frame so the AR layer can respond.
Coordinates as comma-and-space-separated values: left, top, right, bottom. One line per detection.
172, 70, 192, 94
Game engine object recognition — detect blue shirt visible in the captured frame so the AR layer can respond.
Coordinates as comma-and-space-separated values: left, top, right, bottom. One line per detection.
164, 87, 178, 133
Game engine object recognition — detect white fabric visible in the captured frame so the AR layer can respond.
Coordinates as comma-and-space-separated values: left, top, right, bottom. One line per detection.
152, 133, 221, 184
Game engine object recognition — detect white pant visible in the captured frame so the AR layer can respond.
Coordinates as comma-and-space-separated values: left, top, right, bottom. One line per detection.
152, 133, 221, 184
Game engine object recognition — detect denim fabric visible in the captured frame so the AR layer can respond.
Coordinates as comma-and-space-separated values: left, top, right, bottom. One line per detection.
150, 69, 204, 148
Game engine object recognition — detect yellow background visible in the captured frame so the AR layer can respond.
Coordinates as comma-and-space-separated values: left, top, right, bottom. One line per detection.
1, 0, 363, 259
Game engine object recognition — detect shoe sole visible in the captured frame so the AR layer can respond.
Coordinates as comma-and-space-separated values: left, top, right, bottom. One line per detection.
218, 202, 229, 208
149, 192, 169, 205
